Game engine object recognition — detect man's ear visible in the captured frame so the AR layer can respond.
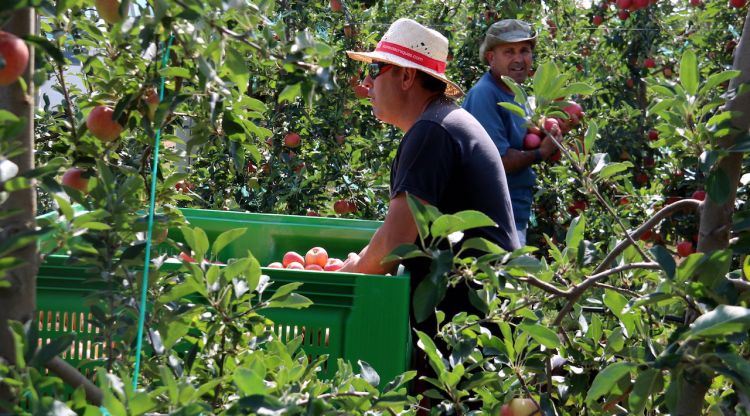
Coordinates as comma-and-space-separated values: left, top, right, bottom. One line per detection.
485, 50, 494, 62
400, 67, 418, 90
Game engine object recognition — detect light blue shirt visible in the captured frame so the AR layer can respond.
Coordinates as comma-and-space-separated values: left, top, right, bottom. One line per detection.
462, 72, 535, 227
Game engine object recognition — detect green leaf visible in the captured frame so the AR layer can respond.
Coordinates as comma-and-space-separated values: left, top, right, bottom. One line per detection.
680, 50, 699, 96
406, 193, 439, 241
160, 67, 191, 79
700, 70, 740, 95
584, 121, 598, 157
717, 352, 750, 397
430, 210, 496, 238
560, 82, 595, 96
585, 361, 636, 403
594, 161, 632, 181
267, 293, 312, 309
460, 237, 505, 255
278, 83, 302, 104
686, 305, 750, 338
212, 228, 247, 258
565, 213, 585, 254
22, 35, 65, 65
649, 245, 676, 280
382, 244, 429, 264
234, 367, 268, 396
268, 282, 303, 302
53, 194, 75, 220
412, 250, 452, 323
628, 368, 661, 414
518, 323, 561, 349
706, 167, 731, 205
500, 75, 528, 105
416, 330, 446, 374
498, 102, 527, 118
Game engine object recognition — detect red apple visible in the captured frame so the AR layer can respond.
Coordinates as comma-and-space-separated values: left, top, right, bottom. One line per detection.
626, 77, 635, 88
639, 229, 653, 241
616, 0, 632, 8
691, 190, 706, 201
729, 0, 746, 7
563, 101, 584, 126
635, 173, 649, 185
523, 133, 542, 149
592, 15, 604, 26
246, 162, 257, 173
335, 134, 346, 145
677, 240, 695, 257
644, 58, 656, 69
306, 210, 321, 216
354, 85, 369, 98
633, 0, 649, 8
663, 67, 674, 78
503, 398, 541, 416
305, 247, 329, 268
648, 129, 659, 141
324, 258, 345, 271
61, 167, 89, 193
282, 251, 305, 267
568, 200, 587, 215
86, 106, 123, 142
690, 0, 701, 6
330, 0, 343, 11
286, 261, 305, 270
0, 31, 29, 86
175, 180, 194, 193
95, 0, 127, 25
334, 199, 351, 215
267, 262, 283, 268
284, 132, 301, 148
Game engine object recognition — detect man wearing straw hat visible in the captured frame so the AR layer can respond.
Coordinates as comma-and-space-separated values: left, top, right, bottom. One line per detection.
463, 19, 560, 246
339, 17, 520, 400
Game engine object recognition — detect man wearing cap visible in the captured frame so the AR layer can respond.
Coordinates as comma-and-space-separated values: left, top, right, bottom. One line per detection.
463, 19, 560, 246
338, 17, 520, 386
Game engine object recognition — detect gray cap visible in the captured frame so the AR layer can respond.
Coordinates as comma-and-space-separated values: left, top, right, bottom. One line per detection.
479, 19, 537, 63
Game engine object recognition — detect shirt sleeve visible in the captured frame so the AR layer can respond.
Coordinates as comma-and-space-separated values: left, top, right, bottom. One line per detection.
463, 85, 510, 156
390, 121, 456, 204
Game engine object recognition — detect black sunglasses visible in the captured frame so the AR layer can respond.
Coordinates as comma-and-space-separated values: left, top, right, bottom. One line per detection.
368, 62, 393, 79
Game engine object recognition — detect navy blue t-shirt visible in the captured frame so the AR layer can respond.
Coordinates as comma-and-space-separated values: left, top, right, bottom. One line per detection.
390, 97, 519, 252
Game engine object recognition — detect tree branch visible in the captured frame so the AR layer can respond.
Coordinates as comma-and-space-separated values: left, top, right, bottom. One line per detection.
593, 198, 701, 275
553, 262, 661, 326
46, 357, 102, 406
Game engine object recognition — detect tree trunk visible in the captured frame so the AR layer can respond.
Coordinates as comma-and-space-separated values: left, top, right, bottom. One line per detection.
676, 8, 750, 416
0, 7, 36, 406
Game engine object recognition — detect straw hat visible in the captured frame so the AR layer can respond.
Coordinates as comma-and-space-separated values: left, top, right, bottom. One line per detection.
479, 19, 537, 63
346, 18, 463, 98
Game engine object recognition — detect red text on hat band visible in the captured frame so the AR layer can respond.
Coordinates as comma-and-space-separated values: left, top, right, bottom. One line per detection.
375, 41, 446, 73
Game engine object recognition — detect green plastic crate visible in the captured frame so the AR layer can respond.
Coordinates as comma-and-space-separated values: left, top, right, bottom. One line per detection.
36, 209, 411, 386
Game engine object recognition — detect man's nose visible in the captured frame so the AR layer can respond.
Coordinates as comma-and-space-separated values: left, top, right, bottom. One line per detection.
363, 75, 374, 89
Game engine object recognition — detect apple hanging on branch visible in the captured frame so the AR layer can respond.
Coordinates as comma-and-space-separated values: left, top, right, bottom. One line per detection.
86, 105, 123, 142
0, 31, 29, 86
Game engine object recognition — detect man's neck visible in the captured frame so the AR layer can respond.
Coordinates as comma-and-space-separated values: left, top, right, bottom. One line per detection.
489, 70, 514, 94
395, 92, 444, 132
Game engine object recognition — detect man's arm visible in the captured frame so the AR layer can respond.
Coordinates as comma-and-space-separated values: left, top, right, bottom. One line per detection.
339, 193, 419, 275
502, 133, 561, 174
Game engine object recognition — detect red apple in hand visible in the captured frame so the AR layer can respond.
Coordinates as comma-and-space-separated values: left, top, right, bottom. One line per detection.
87, 106, 123, 142
305, 247, 329, 268
61, 167, 89, 193
0, 31, 29, 86
523, 133, 541, 149
282, 251, 305, 267
562, 101, 584, 127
